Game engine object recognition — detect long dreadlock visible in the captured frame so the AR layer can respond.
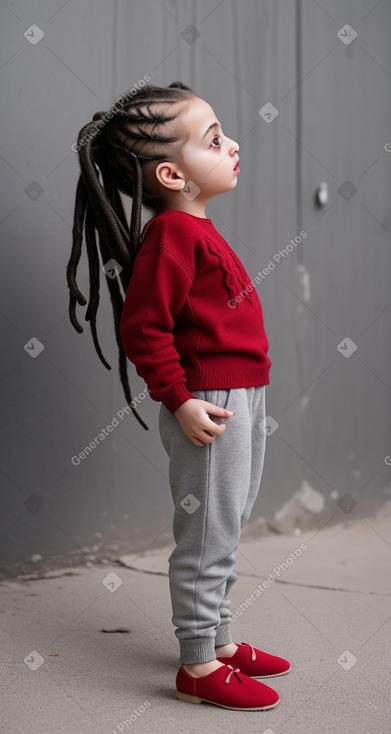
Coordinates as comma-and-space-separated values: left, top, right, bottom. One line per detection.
66, 81, 197, 430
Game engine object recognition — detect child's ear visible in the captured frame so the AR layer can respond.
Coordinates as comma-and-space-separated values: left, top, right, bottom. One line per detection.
155, 162, 184, 191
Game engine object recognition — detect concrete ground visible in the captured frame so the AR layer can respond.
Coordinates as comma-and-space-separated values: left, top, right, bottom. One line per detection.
1, 503, 391, 734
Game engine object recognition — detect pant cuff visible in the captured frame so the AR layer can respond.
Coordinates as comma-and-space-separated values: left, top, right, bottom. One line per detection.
214, 623, 233, 647
179, 636, 216, 664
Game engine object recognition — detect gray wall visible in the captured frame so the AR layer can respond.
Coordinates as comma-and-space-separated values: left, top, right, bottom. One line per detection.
1, 0, 390, 577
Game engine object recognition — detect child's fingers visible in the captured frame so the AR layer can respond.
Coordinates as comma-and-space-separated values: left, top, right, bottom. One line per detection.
204, 401, 235, 416
202, 422, 226, 438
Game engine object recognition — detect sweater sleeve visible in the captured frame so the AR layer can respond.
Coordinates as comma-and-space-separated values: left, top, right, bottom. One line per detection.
119, 246, 197, 414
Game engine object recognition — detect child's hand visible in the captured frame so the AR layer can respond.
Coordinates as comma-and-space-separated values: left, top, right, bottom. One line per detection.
174, 399, 235, 446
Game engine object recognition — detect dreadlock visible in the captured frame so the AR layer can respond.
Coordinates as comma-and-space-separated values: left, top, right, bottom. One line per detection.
66, 81, 197, 430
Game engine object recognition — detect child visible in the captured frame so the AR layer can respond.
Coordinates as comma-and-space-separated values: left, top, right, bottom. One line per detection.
67, 81, 291, 711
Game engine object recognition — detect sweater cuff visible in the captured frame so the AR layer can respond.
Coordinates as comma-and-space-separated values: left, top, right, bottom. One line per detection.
161, 385, 197, 415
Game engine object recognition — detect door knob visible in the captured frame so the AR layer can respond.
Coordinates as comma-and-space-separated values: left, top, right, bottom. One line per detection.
316, 182, 328, 206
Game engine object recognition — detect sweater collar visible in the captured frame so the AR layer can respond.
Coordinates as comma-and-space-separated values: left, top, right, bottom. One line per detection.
149, 209, 213, 223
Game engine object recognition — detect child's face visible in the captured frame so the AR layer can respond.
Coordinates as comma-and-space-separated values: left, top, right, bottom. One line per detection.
177, 96, 240, 197
153, 96, 240, 207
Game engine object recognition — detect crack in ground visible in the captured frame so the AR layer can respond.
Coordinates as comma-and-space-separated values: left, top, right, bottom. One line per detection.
7, 562, 390, 598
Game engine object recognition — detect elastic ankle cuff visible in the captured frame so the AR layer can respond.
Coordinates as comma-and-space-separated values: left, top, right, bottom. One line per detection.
214, 624, 232, 647
179, 637, 216, 664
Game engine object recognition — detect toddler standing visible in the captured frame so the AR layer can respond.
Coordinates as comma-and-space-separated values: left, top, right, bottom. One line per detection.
68, 81, 290, 711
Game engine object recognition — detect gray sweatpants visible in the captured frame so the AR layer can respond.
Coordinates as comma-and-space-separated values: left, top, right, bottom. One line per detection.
158, 386, 267, 664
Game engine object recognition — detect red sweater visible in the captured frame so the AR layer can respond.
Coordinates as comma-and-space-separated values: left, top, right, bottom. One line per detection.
119, 210, 272, 414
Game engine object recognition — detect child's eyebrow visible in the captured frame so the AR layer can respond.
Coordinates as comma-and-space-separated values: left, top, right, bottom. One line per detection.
201, 121, 221, 140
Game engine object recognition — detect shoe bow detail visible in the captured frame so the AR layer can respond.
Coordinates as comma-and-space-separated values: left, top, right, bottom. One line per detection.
241, 641, 256, 661
224, 664, 242, 684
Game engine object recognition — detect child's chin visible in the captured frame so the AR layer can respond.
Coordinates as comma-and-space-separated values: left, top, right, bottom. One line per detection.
222, 180, 239, 193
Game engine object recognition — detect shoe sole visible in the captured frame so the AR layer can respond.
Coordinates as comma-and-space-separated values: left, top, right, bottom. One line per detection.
176, 690, 279, 710
250, 664, 291, 679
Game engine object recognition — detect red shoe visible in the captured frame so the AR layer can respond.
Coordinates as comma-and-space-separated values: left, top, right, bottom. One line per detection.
176, 663, 279, 710
216, 642, 291, 679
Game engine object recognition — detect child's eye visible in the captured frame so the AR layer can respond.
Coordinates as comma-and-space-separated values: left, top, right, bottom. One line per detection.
210, 134, 223, 148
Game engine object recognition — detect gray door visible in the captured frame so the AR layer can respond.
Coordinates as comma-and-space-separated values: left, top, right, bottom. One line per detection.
259, 0, 391, 532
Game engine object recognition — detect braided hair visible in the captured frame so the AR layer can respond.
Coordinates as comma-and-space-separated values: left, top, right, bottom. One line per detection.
66, 81, 197, 430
